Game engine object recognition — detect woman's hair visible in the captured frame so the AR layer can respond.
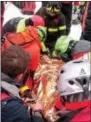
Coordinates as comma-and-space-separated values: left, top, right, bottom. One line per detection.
1, 45, 30, 78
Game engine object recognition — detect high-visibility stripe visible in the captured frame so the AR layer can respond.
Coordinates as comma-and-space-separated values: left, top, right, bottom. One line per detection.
16, 19, 26, 33
59, 26, 66, 30
54, 8, 60, 12
46, 7, 52, 11
48, 26, 66, 32
41, 42, 47, 52
47, 7, 60, 13
52, 50, 57, 57
88, 52, 91, 61
48, 28, 58, 32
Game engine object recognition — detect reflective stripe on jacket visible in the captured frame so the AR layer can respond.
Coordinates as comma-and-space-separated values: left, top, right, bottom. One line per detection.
48, 25, 66, 32
16, 18, 26, 32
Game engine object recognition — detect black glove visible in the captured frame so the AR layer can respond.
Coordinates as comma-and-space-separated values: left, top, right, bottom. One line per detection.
61, 40, 77, 62
61, 53, 72, 62
32, 111, 45, 122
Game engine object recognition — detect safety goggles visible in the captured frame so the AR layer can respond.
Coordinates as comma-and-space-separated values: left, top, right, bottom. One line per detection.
46, 6, 60, 13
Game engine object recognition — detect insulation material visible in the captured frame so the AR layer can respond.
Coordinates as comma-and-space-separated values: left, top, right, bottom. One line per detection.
31, 55, 64, 121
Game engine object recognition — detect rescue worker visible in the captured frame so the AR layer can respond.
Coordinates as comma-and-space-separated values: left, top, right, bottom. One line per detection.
1, 45, 44, 122
56, 59, 91, 122
61, 2, 79, 33
12, 1, 36, 15
42, 2, 79, 35
54, 36, 76, 61
81, 2, 91, 42
54, 36, 91, 62
3, 15, 45, 34
2, 26, 47, 89
36, 2, 66, 55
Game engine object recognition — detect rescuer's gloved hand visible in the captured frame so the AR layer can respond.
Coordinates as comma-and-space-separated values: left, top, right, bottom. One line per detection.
54, 36, 76, 62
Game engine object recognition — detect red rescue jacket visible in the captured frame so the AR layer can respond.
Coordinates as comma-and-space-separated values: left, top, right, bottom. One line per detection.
21, 2, 36, 15
73, 51, 91, 61
1, 92, 10, 101
2, 26, 42, 71
62, 1, 79, 6
2, 26, 42, 89
55, 98, 91, 122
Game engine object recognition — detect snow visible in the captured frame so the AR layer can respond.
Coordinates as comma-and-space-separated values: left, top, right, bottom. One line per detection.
3, 2, 42, 24
69, 24, 82, 41
3, 2, 82, 41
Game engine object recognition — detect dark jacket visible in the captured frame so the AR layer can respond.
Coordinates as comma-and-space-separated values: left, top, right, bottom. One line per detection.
36, 7, 66, 52
1, 73, 31, 122
3, 17, 23, 34
82, 2, 91, 41
1, 73, 44, 122
3, 17, 33, 34
42, 1, 72, 35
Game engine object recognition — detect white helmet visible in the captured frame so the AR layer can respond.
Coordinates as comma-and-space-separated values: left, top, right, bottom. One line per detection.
57, 59, 91, 102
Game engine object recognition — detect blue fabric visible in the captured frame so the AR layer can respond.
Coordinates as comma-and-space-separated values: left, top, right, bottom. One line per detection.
1, 97, 31, 122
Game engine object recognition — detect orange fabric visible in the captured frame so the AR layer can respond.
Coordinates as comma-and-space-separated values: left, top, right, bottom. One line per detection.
2, 26, 42, 71
6, 26, 41, 48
